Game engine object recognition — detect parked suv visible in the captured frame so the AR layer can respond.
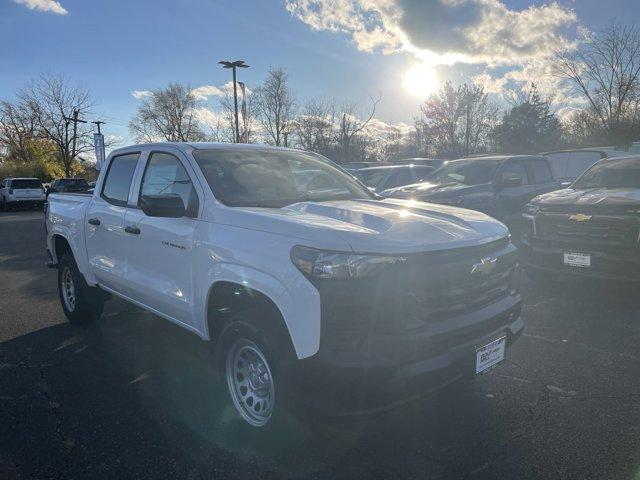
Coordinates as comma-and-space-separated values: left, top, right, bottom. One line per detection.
522, 156, 640, 282
0, 178, 45, 210
47, 178, 91, 197
384, 155, 560, 229
354, 164, 436, 193
542, 148, 628, 186
46, 143, 523, 428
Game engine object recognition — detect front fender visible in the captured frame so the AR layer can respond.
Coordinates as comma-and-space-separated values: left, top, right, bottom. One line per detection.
198, 262, 321, 359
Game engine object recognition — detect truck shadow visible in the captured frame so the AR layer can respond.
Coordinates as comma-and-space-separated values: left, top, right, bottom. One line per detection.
2, 285, 639, 479
0, 301, 500, 479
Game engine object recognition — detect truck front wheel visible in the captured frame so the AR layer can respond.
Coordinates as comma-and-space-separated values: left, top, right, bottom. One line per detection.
216, 313, 294, 428
58, 253, 105, 325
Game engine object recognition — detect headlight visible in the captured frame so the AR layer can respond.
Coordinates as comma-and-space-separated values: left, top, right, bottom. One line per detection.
291, 246, 404, 280
524, 203, 540, 216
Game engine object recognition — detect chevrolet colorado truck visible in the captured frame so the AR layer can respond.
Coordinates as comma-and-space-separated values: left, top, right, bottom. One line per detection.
46, 143, 523, 428
383, 155, 560, 231
522, 155, 640, 282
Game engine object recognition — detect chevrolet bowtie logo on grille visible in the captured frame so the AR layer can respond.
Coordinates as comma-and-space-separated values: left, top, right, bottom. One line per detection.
471, 256, 497, 275
569, 213, 592, 222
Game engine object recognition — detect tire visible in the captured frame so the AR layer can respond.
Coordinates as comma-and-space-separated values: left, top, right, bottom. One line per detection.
58, 252, 105, 325
215, 310, 296, 429
0, 197, 6, 211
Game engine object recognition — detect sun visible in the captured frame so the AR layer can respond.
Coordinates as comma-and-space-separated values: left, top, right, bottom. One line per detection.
403, 63, 439, 99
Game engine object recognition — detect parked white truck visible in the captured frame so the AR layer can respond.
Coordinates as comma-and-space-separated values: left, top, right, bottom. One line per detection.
45, 143, 523, 427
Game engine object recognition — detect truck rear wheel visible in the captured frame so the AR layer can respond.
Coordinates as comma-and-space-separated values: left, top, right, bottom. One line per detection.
58, 253, 104, 325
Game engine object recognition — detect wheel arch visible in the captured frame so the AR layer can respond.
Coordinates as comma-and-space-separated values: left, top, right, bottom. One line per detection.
205, 281, 292, 351
52, 234, 73, 263
201, 267, 321, 360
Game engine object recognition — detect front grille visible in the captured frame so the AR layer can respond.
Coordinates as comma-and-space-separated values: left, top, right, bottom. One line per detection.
536, 213, 639, 246
319, 239, 518, 351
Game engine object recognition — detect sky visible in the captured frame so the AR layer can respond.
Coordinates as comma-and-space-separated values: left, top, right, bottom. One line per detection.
1, 0, 640, 148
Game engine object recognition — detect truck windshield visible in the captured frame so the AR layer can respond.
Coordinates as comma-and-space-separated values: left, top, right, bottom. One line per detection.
431, 159, 501, 186
193, 148, 375, 207
573, 157, 640, 189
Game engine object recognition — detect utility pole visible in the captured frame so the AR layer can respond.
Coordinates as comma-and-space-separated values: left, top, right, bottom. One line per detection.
92, 120, 105, 135
219, 60, 250, 143
63, 109, 87, 176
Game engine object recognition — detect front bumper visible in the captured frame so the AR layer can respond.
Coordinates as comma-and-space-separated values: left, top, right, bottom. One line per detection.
294, 294, 523, 416
520, 235, 640, 282
521, 212, 640, 281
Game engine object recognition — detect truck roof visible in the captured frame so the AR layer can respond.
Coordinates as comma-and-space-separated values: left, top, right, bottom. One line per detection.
109, 142, 301, 156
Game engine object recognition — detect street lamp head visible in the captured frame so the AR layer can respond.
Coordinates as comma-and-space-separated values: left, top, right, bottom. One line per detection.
218, 60, 249, 69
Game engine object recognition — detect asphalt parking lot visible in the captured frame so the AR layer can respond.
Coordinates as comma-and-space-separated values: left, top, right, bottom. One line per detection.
1, 210, 639, 480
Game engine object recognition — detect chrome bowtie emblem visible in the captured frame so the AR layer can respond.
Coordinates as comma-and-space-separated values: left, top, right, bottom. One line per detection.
569, 213, 592, 222
471, 256, 497, 275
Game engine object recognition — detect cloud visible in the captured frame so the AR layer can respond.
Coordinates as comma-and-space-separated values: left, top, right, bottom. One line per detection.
132, 83, 251, 102
191, 85, 224, 100
13, 0, 68, 15
472, 72, 507, 95
131, 90, 152, 99
285, 0, 577, 66
194, 107, 226, 128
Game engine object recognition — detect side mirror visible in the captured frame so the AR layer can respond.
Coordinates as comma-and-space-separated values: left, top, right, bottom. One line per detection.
499, 173, 523, 188
140, 194, 186, 218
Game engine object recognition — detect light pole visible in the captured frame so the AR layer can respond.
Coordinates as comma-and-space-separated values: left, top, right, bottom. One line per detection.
218, 60, 249, 143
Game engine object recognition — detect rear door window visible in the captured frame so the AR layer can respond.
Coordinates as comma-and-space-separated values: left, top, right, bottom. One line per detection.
101, 153, 140, 206
527, 159, 553, 184
501, 160, 529, 185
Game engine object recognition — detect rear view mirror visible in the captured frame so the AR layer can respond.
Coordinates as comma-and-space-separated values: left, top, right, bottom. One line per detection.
140, 194, 186, 218
499, 174, 523, 188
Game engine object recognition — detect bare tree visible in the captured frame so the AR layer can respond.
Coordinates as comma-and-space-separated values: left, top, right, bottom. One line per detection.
417, 82, 497, 158
0, 100, 40, 164
292, 97, 336, 155
217, 86, 257, 143
17, 75, 94, 176
460, 84, 499, 155
254, 68, 296, 146
554, 22, 640, 144
129, 83, 207, 143
335, 94, 381, 162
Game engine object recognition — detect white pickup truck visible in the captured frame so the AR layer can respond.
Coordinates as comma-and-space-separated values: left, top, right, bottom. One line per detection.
46, 142, 523, 428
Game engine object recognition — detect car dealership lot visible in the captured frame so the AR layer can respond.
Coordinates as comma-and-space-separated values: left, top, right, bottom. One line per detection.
1, 211, 640, 480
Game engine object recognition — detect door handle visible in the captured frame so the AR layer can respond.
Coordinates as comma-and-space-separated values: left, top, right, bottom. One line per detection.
125, 225, 140, 235
87, 218, 101, 226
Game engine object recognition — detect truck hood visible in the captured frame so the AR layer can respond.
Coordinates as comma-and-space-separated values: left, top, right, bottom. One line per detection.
222, 198, 508, 254
534, 187, 640, 207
